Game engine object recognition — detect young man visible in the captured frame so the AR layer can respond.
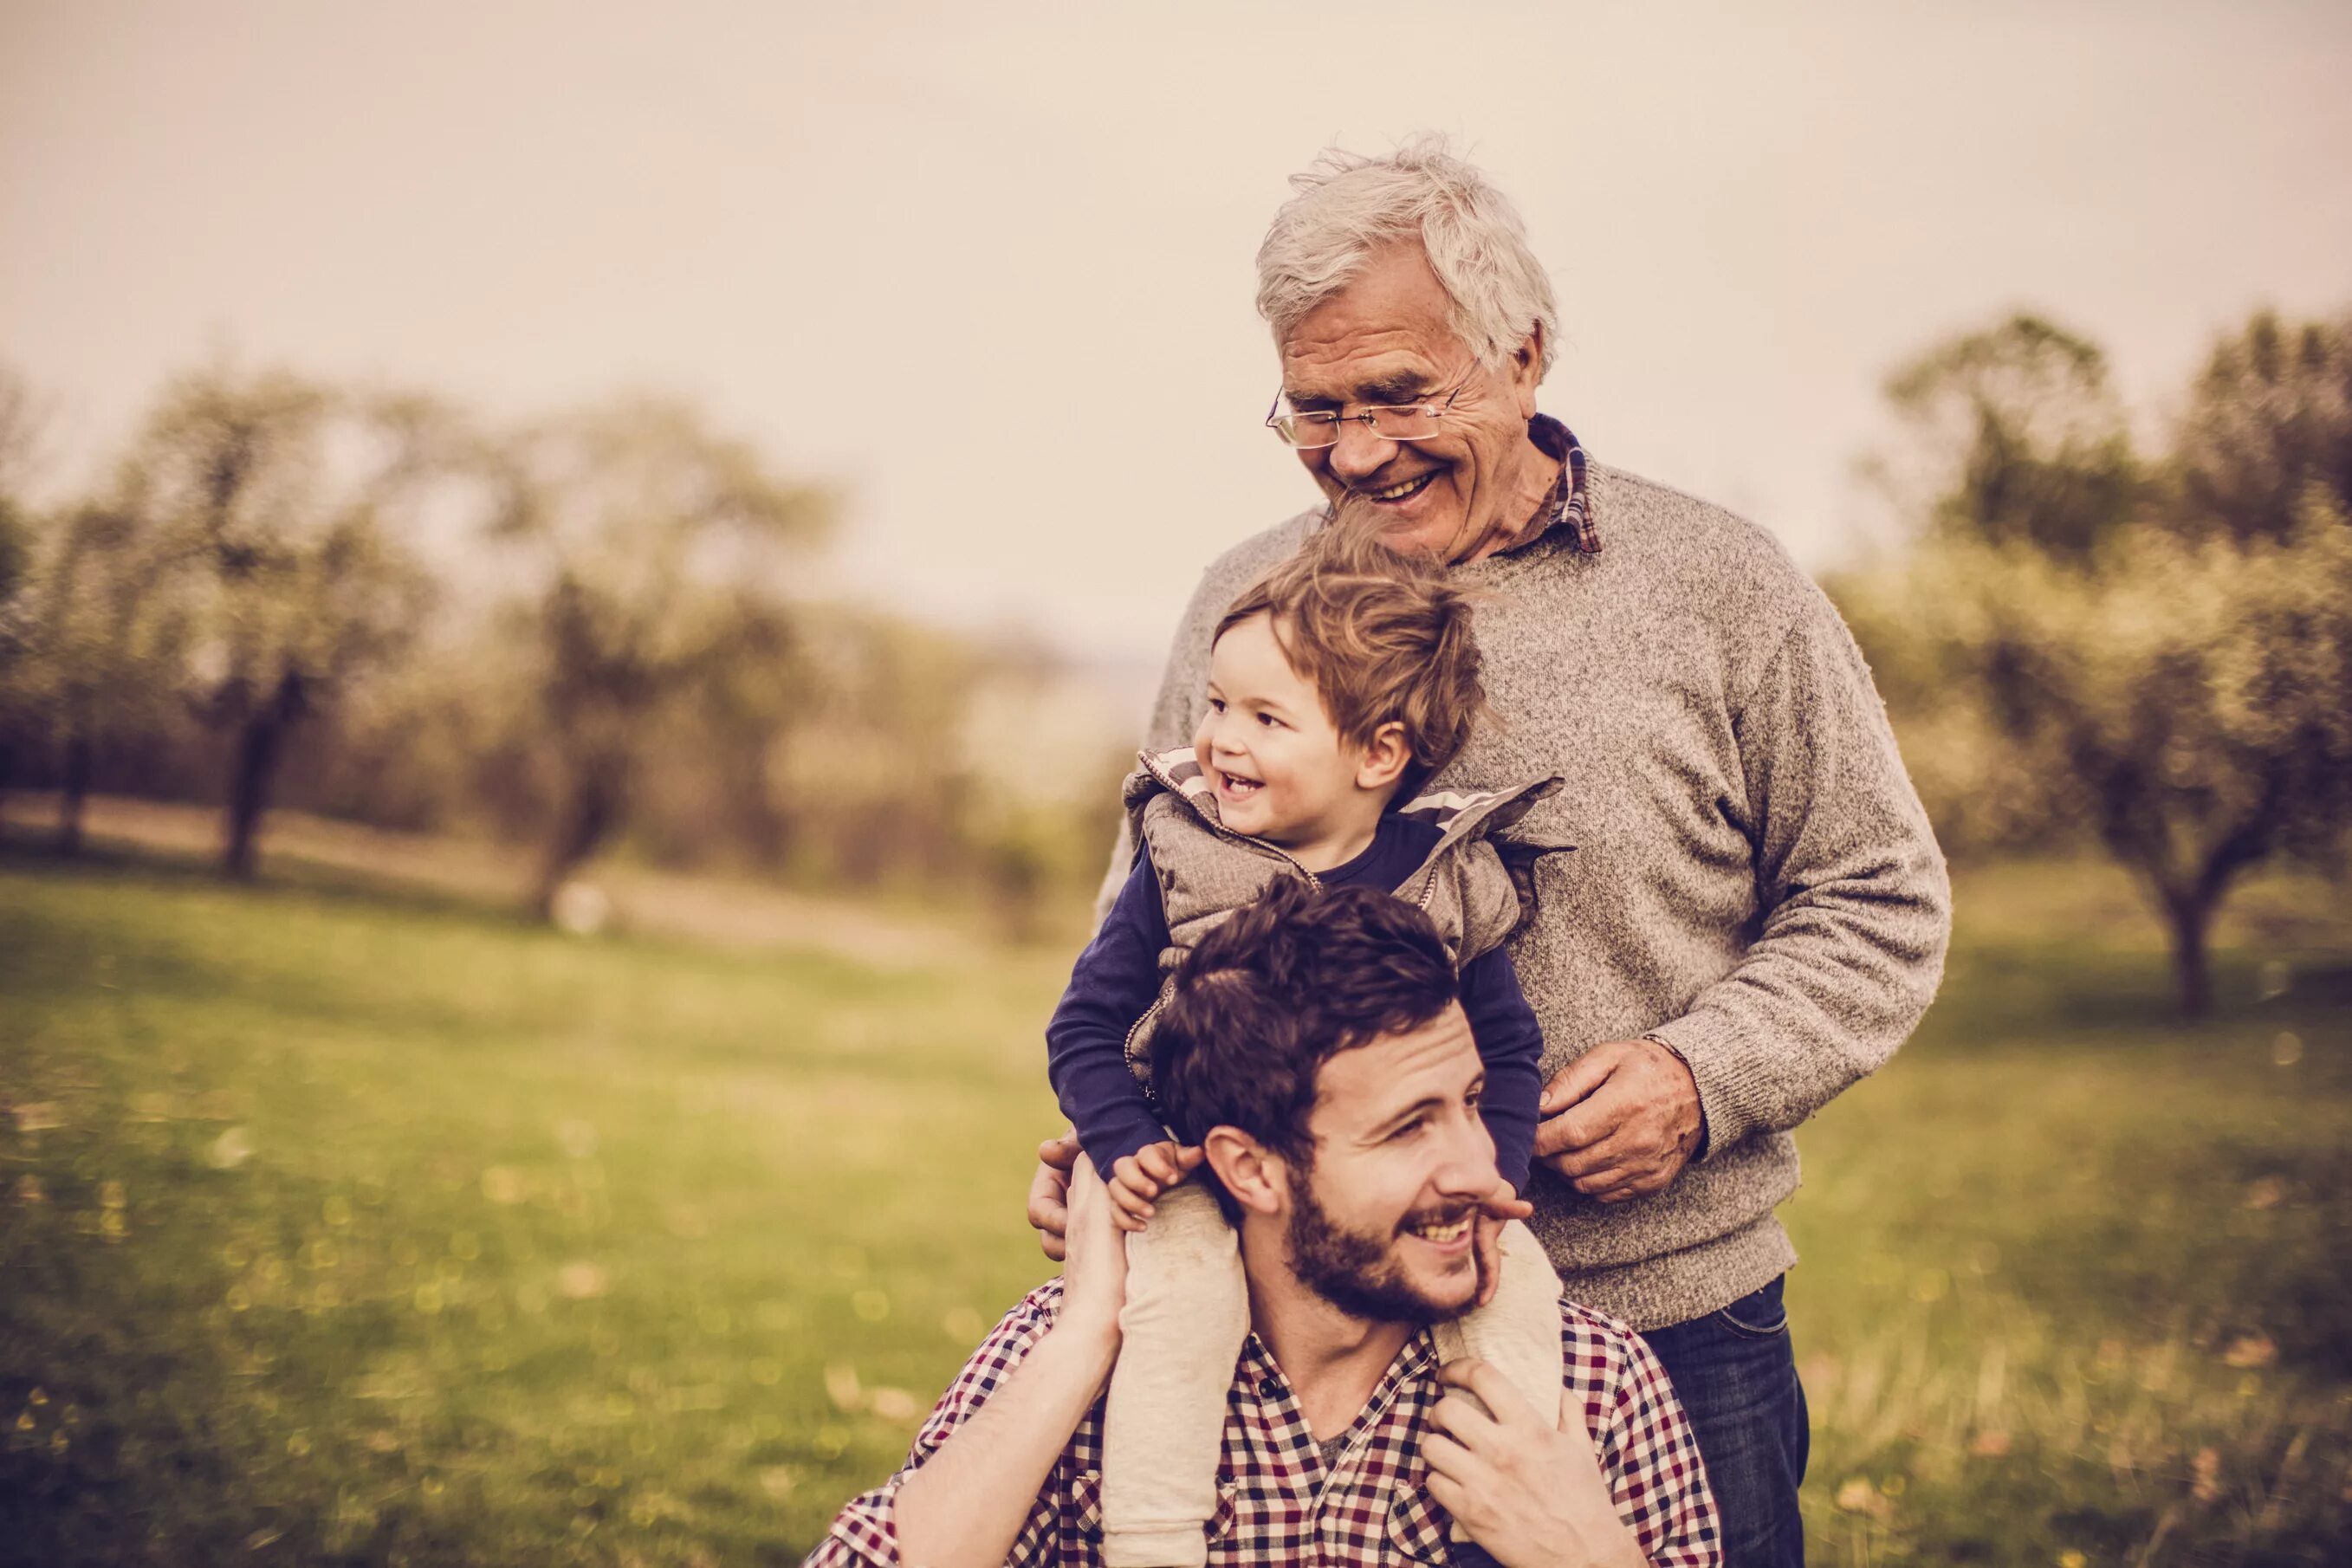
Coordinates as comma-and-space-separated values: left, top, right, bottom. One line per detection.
804, 882, 1720, 1568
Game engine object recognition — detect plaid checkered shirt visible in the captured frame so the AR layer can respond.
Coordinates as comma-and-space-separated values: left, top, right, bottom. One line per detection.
1525, 413, 1599, 556
801, 1279, 1719, 1566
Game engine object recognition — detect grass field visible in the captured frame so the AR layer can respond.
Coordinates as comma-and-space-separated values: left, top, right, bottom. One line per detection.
2, 849, 2347, 1565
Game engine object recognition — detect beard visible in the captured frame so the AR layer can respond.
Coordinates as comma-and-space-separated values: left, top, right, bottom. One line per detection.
1285, 1171, 1478, 1325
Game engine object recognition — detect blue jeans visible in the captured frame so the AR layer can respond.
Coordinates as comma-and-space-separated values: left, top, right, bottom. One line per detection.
1636, 1274, 1809, 1568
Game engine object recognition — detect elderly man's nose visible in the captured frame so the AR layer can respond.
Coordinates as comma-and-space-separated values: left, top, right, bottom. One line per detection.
1326, 418, 1398, 482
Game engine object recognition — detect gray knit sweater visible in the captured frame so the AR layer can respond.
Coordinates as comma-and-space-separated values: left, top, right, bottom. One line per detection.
1102, 463, 1953, 1331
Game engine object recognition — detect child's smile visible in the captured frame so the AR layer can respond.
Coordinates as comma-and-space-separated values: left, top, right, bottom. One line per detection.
1194, 612, 1389, 872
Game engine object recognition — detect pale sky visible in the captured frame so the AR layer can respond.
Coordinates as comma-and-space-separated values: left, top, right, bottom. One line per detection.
5, 0, 2349, 676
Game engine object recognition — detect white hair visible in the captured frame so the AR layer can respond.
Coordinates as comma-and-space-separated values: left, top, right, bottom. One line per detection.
1255, 134, 1558, 379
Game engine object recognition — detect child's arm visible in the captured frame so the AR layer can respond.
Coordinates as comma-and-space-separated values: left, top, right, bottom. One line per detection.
1046, 846, 1184, 1203
1460, 946, 1544, 1195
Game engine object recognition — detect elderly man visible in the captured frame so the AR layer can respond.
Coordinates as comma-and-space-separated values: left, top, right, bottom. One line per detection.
806, 883, 1720, 1568
1031, 139, 1951, 1565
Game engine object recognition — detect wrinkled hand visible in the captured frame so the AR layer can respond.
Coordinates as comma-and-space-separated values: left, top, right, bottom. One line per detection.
1533, 1039, 1702, 1203
1423, 1359, 1643, 1568
1105, 1140, 1204, 1232
1026, 1133, 1081, 1261
1471, 1185, 1532, 1309
1058, 1156, 1130, 1344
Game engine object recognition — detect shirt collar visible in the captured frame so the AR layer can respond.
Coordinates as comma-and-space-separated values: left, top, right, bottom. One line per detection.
1235, 1328, 1439, 1414
1517, 412, 1601, 555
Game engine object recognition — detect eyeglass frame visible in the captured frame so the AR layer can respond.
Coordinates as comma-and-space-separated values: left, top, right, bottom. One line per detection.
1262, 375, 1474, 449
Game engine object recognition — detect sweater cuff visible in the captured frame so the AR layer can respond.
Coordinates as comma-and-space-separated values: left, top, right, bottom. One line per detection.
1643, 1013, 1759, 1163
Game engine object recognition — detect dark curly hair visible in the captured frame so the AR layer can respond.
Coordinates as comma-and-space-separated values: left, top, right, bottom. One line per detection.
1150, 880, 1460, 1216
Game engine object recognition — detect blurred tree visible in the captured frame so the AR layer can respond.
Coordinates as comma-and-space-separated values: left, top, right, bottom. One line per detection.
2171, 309, 2352, 546
1839, 314, 2148, 847
489, 397, 831, 918
0, 366, 46, 813
12, 504, 194, 853
1846, 308, 2352, 1013
117, 367, 447, 878
1867, 313, 2144, 561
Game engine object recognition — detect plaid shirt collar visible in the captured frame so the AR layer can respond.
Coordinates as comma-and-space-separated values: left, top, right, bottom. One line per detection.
1519, 412, 1601, 555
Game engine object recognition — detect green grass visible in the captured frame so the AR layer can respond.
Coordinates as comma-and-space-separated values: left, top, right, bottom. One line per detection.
1, 850, 2347, 1564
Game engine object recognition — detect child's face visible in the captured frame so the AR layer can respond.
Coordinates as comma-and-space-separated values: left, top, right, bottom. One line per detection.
1194, 612, 1383, 860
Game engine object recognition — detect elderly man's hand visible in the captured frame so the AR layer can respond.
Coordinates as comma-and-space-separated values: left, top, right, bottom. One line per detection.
1533, 1039, 1702, 1203
1026, 1133, 1080, 1261
1423, 1358, 1645, 1568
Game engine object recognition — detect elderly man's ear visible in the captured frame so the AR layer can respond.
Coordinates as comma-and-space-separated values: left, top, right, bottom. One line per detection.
1202, 1127, 1288, 1215
1509, 323, 1545, 417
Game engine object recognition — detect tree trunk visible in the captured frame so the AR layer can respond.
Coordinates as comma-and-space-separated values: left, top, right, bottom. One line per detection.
222, 671, 306, 882
2162, 890, 2216, 1018
56, 728, 92, 857
533, 762, 625, 921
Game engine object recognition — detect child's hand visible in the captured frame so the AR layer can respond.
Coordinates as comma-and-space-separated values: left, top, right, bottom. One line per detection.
1105, 1141, 1205, 1232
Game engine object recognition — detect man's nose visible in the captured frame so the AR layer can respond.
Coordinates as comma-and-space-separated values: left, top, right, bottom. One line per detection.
1434, 1112, 1500, 1195
1325, 418, 1399, 484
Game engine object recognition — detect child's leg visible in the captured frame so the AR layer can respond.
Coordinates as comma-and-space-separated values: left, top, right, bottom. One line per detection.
1100, 1182, 1247, 1568
1433, 1219, 1567, 1540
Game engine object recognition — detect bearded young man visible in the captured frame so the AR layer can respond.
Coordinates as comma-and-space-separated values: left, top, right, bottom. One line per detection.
1028, 139, 1953, 1566
805, 883, 1720, 1568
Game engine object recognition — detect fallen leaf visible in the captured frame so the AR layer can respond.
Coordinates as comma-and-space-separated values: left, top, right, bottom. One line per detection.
554, 1261, 607, 1300
2191, 1446, 2222, 1503
2221, 1333, 2276, 1370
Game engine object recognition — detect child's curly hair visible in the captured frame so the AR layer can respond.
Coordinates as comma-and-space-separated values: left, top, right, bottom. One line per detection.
1215, 522, 1487, 800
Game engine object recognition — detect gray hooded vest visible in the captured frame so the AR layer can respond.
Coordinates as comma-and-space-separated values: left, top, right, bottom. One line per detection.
1119, 747, 1565, 1093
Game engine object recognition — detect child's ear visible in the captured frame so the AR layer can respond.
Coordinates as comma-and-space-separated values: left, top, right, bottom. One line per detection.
1355, 721, 1411, 793
1202, 1126, 1286, 1216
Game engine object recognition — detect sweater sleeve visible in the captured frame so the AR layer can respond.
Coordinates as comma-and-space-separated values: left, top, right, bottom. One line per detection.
1647, 590, 1952, 1158
1460, 947, 1544, 1195
1046, 845, 1177, 1177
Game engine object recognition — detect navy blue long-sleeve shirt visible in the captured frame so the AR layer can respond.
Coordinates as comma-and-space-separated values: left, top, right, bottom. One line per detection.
1045, 813, 1545, 1195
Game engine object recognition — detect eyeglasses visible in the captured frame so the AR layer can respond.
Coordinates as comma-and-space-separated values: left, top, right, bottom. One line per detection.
1263, 379, 1470, 449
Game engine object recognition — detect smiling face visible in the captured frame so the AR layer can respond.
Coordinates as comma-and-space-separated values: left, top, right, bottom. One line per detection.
1278, 243, 1553, 563
1280, 1001, 1498, 1323
1194, 611, 1396, 869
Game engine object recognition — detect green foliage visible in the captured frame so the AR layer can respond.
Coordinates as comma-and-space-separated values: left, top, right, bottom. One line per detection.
2174, 309, 2352, 547
1849, 306, 2352, 1012
3, 363, 1121, 917
483, 395, 833, 914
7, 505, 193, 774
1, 856, 2345, 1564
123, 367, 444, 722
0, 501, 25, 612
1871, 313, 2144, 560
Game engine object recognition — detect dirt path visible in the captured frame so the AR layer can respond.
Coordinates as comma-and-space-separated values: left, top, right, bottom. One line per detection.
0, 794, 987, 968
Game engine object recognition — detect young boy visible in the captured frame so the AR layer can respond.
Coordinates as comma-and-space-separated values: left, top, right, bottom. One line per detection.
1046, 524, 1566, 1568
